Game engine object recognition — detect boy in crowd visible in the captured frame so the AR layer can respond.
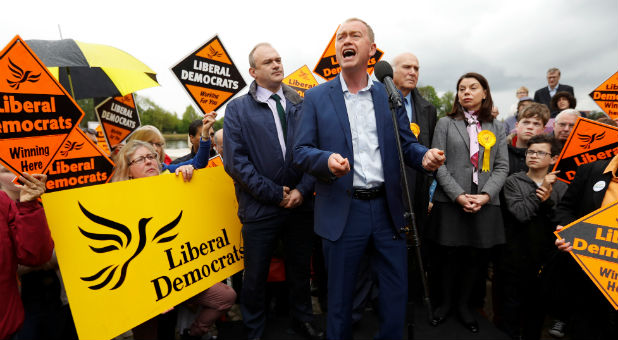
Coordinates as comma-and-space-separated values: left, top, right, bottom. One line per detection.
499, 135, 567, 339
507, 103, 550, 175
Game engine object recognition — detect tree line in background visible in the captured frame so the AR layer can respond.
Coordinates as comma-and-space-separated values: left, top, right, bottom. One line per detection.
75, 88, 455, 134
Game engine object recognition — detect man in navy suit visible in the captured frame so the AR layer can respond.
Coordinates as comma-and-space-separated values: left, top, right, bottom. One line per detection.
223, 43, 322, 340
533, 68, 574, 108
294, 18, 445, 339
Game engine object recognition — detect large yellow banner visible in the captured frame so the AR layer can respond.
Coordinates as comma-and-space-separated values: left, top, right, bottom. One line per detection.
42, 167, 243, 340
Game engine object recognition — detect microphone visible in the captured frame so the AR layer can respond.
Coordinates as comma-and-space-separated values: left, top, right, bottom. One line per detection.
374, 60, 403, 108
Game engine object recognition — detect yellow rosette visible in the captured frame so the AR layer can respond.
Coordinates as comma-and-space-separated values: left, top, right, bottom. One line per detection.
409, 123, 420, 139
478, 130, 496, 172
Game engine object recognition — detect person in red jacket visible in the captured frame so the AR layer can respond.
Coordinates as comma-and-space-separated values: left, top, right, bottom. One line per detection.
0, 169, 52, 340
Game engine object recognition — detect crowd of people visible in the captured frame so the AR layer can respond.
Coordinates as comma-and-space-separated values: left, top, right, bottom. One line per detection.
2, 17, 618, 340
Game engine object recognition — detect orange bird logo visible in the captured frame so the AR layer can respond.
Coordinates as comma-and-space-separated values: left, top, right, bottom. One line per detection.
6, 59, 40, 89
207, 46, 223, 59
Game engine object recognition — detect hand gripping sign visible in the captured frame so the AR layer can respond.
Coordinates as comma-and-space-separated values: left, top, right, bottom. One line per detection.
171, 35, 246, 114
555, 201, 618, 309
313, 25, 384, 82
0, 36, 84, 178
42, 167, 244, 340
553, 118, 618, 184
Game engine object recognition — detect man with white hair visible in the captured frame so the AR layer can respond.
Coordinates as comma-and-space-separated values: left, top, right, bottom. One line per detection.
553, 109, 581, 145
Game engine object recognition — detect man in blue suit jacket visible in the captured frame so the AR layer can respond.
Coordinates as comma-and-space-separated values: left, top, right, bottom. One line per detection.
294, 18, 445, 339
223, 43, 321, 340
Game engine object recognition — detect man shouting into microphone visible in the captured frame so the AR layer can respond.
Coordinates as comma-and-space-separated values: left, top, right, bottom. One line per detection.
294, 18, 445, 339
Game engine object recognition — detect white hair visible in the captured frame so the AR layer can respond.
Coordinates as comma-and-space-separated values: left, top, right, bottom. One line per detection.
555, 109, 581, 122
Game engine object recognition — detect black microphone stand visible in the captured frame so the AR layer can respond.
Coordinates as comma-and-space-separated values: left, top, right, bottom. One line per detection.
385, 88, 433, 340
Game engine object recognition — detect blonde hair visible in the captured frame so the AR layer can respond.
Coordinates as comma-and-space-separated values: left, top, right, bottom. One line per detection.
111, 140, 159, 182
126, 125, 166, 163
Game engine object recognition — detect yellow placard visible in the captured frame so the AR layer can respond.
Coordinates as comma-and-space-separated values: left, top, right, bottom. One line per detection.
42, 167, 243, 340
283, 65, 319, 98
478, 130, 496, 172
409, 123, 420, 138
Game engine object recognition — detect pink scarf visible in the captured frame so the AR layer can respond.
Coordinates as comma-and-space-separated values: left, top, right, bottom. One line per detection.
464, 110, 481, 185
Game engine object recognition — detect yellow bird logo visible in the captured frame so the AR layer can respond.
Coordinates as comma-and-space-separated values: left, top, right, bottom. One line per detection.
6, 58, 40, 89
77, 202, 182, 290
577, 131, 605, 150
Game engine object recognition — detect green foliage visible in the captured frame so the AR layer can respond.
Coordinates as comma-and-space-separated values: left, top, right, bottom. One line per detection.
76, 98, 96, 127
417, 85, 454, 119
177, 105, 202, 133
135, 95, 181, 133
586, 110, 606, 120
438, 91, 455, 119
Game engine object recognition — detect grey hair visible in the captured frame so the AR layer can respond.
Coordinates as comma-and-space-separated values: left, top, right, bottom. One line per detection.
248, 42, 272, 68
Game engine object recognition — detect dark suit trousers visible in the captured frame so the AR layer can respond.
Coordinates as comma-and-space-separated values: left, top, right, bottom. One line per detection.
240, 211, 314, 339
323, 196, 407, 340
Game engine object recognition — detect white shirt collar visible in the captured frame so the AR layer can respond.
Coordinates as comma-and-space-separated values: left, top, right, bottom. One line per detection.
340, 74, 373, 94
256, 84, 284, 103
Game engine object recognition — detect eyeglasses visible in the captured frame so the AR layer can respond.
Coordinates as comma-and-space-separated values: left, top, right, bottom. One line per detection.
525, 150, 551, 157
129, 153, 158, 166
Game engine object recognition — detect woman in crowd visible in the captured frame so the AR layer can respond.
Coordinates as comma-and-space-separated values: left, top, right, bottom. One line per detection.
112, 137, 236, 340
126, 116, 216, 172
428, 72, 509, 333
549, 91, 576, 118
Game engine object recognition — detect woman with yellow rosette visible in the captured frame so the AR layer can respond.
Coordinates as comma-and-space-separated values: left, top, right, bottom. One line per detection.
428, 72, 508, 333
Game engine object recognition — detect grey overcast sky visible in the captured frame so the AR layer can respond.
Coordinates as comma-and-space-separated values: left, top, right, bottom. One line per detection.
2, 0, 617, 120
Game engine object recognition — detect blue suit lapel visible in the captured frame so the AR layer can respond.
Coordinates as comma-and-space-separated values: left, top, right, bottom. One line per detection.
329, 76, 353, 153
370, 84, 387, 165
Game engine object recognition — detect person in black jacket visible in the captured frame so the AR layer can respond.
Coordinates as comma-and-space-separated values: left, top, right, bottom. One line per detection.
223, 43, 320, 340
533, 68, 574, 109
500, 134, 567, 339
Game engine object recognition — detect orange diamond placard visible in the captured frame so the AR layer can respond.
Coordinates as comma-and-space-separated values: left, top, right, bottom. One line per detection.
171, 35, 246, 114
552, 118, 618, 183
0, 35, 84, 178
44, 127, 115, 193
589, 71, 618, 119
313, 26, 384, 82
95, 93, 140, 149
555, 201, 618, 309
283, 65, 319, 98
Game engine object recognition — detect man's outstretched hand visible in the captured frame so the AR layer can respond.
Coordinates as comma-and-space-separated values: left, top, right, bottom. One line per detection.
422, 149, 445, 171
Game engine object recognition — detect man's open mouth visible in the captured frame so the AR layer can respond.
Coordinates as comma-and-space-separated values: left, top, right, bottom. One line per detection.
343, 49, 356, 58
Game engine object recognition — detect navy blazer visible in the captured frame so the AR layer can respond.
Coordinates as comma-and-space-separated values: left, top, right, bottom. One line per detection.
223, 82, 314, 223
293, 75, 428, 241
533, 84, 574, 108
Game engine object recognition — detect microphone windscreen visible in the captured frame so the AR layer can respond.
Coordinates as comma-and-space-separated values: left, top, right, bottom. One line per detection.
374, 60, 393, 83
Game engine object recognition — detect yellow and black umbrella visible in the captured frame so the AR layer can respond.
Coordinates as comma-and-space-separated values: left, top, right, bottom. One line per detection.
26, 39, 159, 99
